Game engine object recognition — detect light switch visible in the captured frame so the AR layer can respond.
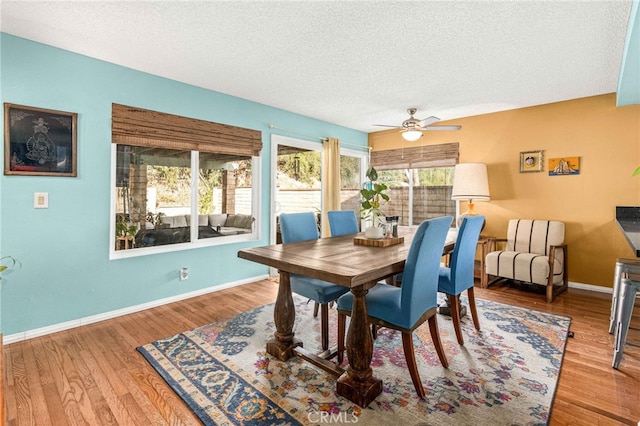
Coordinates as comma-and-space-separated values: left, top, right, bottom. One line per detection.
34, 192, 48, 208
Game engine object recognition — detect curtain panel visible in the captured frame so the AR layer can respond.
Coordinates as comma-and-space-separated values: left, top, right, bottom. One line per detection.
321, 137, 341, 237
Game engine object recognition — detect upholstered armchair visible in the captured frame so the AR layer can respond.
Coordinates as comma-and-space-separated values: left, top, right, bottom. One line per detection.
482, 219, 568, 303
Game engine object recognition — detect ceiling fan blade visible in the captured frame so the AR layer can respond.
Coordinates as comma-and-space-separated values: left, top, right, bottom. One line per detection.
423, 125, 462, 131
417, 116, 440, 127
373, 124, 400, 128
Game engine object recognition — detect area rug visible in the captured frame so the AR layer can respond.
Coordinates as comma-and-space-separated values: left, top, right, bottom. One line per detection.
138, 295, 571, 426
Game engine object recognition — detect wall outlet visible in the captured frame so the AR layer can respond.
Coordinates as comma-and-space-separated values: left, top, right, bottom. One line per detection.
180, 267, 189, 281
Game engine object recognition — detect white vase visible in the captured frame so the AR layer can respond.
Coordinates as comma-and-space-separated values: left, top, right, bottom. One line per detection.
365, 226, 385, 239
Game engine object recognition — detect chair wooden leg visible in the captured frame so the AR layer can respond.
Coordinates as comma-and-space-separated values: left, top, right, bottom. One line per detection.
321, 303, 329, 351
546, 277, 554, 303
337, 312, 346, 364
448, 294, 464, 345
467, 287, 481, 331
401, 332, 425, 398
313, 301, 319, 318
427, 315, 449, 368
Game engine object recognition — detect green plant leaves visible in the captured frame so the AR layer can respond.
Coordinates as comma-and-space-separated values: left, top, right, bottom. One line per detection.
0, 256, 17, 280
366, 167, 378, 182
361, 167, 389, 223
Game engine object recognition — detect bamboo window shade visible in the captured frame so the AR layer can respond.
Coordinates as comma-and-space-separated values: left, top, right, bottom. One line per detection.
111, 103, 262, 157
370, 142, 459, 170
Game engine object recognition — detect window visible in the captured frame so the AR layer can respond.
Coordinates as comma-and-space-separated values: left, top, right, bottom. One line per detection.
377, 167, 456, 226
339, 152, 363, 213
271, 135, 367, 243
111, 104, 261, 257
370, 142, 459, 226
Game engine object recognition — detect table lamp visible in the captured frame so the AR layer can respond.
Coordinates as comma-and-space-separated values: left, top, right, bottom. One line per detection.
451, 163, 490, 225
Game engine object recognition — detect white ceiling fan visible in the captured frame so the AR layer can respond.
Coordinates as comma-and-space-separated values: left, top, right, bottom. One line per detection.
374, 108, 462, 141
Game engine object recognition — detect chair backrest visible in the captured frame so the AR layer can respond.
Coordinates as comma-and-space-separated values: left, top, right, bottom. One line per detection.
449, 215, 485, 292
506, 219, 565, 255
400, 216, 453, 326
327, 210, 359, 237
280, 212, 319, 243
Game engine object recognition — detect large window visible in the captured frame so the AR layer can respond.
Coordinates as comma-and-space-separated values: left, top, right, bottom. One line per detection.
271, 135, 367, 243
377, 167, 456, 226
371, 142, 459, 226
110, 104, 261, 257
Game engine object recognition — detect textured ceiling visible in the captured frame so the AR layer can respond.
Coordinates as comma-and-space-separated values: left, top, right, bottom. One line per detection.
0, 1, 634, 133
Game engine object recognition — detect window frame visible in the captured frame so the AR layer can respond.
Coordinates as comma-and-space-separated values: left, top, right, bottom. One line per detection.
109, 145, 261, 260
376, 165, 457, 227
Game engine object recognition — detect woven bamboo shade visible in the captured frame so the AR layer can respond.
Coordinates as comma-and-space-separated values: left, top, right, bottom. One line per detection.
370, 142, 459, 170
112, 104, 262, 157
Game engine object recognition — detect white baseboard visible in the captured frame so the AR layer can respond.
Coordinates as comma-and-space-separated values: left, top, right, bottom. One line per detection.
568, 280, 612, 294
4, 274, 270, 345
4, 276, 611, 345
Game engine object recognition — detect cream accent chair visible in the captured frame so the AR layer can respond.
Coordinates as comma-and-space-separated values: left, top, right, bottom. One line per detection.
482, 219, 568, 302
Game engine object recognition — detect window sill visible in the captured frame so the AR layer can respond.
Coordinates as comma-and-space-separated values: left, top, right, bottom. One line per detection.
109, 231, 258, 260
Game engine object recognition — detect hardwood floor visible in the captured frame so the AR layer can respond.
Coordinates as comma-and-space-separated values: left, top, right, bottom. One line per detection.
4, 278, 639, 425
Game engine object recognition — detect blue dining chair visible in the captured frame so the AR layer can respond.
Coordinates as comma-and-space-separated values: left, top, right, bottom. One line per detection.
336, 215, 453, 398
327, 210, 359, 237
438, 215, 485, 345
279, 212, 350, 350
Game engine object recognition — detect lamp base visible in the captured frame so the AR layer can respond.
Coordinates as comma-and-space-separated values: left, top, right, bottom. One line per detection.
457, 202, 478, 227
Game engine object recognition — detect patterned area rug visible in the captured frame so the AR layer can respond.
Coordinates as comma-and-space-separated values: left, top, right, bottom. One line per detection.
138, 295, 571, 425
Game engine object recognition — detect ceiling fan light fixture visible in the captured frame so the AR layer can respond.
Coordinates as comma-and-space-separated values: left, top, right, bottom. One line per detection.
402, 129, 423, 141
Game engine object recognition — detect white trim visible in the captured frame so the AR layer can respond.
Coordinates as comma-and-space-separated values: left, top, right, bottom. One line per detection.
568, 280, 613, 294
3, 275, 269, 344
4, 277, 612, 344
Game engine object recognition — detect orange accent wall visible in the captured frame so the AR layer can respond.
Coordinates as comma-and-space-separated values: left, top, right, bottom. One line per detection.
369, 94, 640, 288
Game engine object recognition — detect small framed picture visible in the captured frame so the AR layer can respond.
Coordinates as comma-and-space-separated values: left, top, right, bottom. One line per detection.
4, 103, 78, 177
520, 150, 543, 173
549, 157, 580, 176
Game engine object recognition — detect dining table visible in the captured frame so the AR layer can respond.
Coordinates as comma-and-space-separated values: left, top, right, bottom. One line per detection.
237, 226, 458, 407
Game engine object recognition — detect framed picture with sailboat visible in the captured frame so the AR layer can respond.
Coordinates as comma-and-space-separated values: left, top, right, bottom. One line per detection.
549, 157, 580, 176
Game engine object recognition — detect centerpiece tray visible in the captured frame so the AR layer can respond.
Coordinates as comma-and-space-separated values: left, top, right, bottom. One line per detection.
353, 236, 404, 247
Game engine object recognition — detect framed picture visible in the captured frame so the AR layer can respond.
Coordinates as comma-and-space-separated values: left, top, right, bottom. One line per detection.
4, 103, 77, 176
519, 150, 543, 173
549, 156, 580, 176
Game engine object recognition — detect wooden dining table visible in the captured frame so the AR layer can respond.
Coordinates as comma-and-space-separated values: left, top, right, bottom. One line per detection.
237, 226, 457, 407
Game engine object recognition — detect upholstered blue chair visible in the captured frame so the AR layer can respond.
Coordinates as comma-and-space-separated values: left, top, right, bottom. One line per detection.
438, 215, 485, 345
279, 212, 350, 350
327, 210, 359, 237
337, 215, 453, 397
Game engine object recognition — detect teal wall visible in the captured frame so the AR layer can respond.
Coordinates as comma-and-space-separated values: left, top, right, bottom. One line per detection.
0, 33, 368, 336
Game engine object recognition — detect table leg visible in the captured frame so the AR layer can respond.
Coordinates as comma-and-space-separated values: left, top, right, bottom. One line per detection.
336, 285, 382, 407
266, 271, 302, 361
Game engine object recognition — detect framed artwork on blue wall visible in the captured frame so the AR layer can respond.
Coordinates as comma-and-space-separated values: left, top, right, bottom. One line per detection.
4, 103, 77, 177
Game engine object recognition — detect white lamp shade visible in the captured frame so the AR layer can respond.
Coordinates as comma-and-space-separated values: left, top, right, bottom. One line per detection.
451, 163, 490, 202
402, 130, 423, 141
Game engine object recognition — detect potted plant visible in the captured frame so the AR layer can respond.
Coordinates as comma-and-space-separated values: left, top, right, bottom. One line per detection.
360, 167, 389, 239
115, 214, 138, 249
0, 256, 18, 280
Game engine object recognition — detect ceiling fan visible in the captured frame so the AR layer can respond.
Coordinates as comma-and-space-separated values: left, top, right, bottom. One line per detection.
374, 108, 461, 141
